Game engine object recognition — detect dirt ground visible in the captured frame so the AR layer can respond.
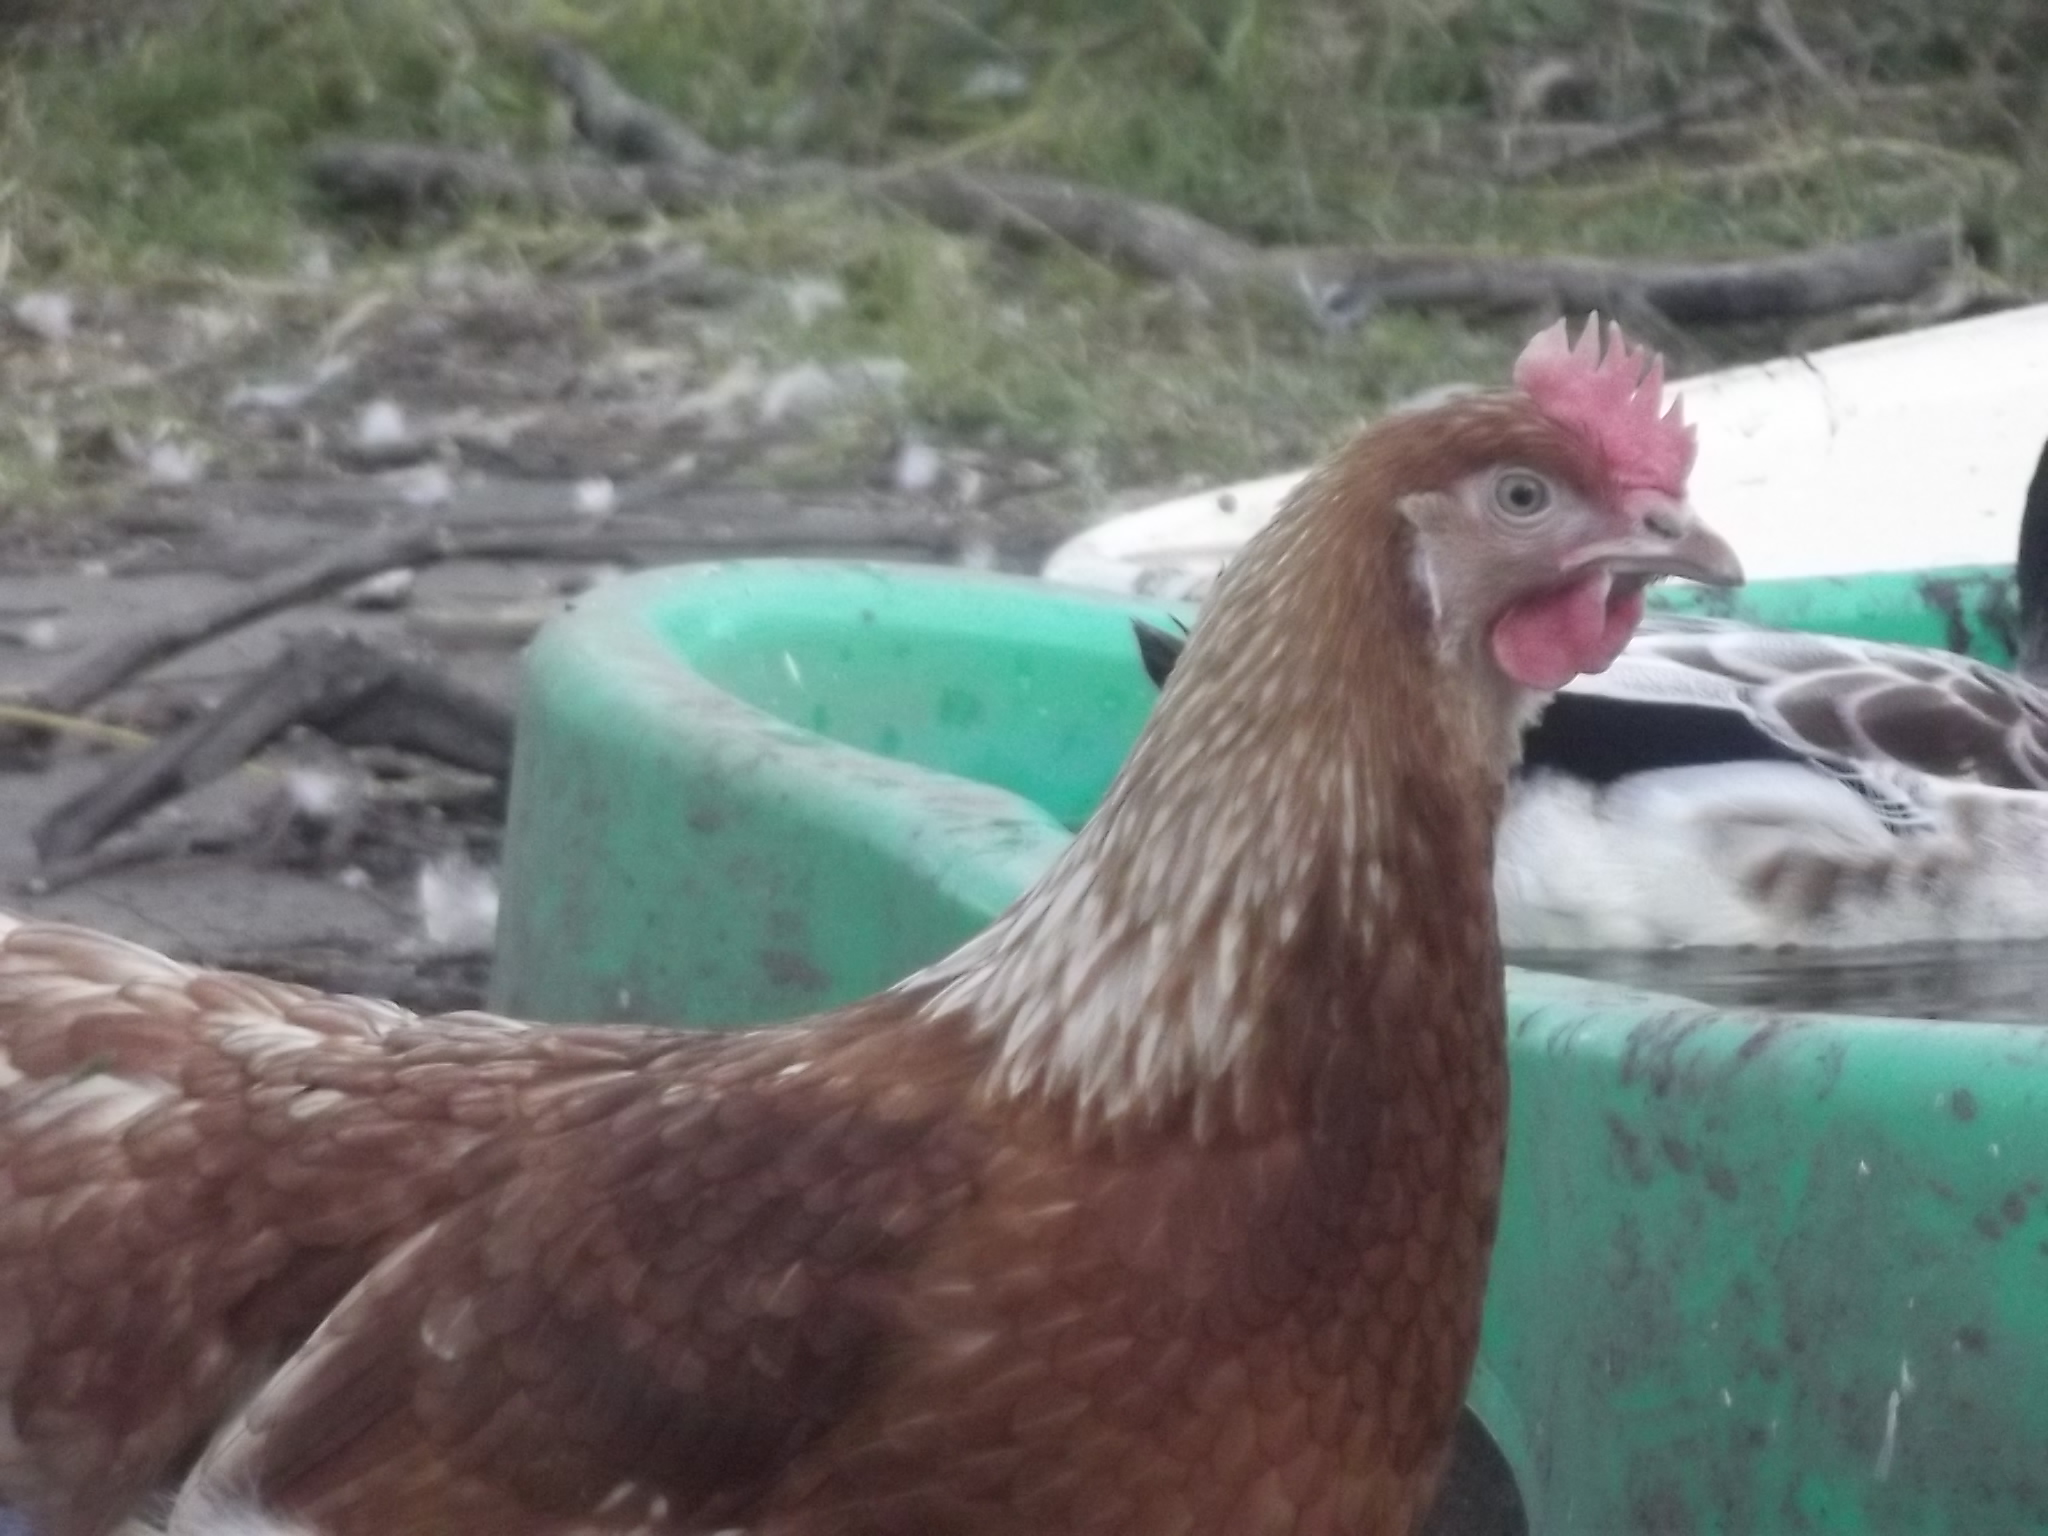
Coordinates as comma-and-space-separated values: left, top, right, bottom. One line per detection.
0, 242, 1100, 1012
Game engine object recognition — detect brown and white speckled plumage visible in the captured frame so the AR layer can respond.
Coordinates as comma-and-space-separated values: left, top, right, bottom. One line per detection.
0, 320, 1738, 1536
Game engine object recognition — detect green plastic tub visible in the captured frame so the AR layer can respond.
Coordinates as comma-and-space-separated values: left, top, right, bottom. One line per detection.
494, 559, 2046, 1536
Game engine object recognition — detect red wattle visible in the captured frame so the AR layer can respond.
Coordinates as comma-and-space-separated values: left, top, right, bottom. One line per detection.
1490, 574, 1644, 690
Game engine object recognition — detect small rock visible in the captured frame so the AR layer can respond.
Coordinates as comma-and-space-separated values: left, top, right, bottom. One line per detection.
892, 437, 944, 494
572, 476, 617, 517
956, 533, 999, 571
10, 291, 73, 345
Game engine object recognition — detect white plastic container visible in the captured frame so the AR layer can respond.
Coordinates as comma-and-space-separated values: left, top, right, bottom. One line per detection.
1043, 305, 2048, 598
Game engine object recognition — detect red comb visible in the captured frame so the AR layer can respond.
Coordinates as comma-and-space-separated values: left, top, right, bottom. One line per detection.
1512, 314, 1696, 497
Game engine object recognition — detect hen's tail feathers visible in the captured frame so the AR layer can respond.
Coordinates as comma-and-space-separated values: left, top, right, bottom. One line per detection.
0, 918, 530, 1535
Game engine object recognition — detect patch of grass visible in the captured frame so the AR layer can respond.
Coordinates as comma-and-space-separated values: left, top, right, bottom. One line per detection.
700, 196, 1522, 486
0, 0, 2042, 500
8, 0, 2041, 271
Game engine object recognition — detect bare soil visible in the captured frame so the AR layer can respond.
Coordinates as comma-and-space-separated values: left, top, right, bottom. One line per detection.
0, 242, 1088, 1011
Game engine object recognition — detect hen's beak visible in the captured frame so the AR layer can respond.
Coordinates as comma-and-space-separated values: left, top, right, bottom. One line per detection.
1573, 499, 1744, 588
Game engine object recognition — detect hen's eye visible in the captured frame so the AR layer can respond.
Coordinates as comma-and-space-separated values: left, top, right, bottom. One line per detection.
1493, 470, 1552, 518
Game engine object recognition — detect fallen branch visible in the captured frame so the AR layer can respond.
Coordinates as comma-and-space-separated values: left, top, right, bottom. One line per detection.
34, 633, 514, 863
1753, 0, 1850, 104
310, 135, 1972, 325
535, 34, 723, 170
30, 523, 452, 716
1786, 267, 2033, 351
309, 34, 1980, 325
307, 139, 1263, 293
305, 140, 785, 225
526, 37, 1973, 325
1295, 221, 1972, 327
1497, 74, 1772, 182
323, 659, 513, 776
38, 485, 1006, 718
542, 37, 1267, 290
26, 818, 243, 896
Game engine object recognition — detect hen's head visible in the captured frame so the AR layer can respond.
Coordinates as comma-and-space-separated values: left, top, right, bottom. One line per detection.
1214, 314, 1741, 709
1395, 316, 1738, 689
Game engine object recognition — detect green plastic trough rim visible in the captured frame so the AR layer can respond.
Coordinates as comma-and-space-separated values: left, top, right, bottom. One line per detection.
519, 555, 2024, 1037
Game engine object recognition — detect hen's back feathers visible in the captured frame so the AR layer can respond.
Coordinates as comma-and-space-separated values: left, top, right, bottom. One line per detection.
0, 918, 530, 1534
0, 921, 743, 1532
0, 914, 1002, 1536
174, 1004, 990, 1536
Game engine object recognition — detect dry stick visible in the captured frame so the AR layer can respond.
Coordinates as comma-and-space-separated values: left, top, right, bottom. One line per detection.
1293, 221, 1971, 327
304, 141, 778, 224
1788, 268, 2031, 352
1496, 74, 1774, 183
35, 634, 402, 864
529, 35, 1268, 293
30, 523, 453, 717
324, 664, 514, 777
1752, 0, 1850, 104
28, 820, 245, 896
314, 40, 1974, 323
534, 34, 724, 170
33, 632, 516, 864
307, 137, 1970, 325
875, 165, 1263, 292
526, 37, 1968, 325
303, 139, 1264, 292
32, 490, 990, 720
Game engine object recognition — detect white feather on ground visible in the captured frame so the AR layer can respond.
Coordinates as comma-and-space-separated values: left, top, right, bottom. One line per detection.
413, 853, 499, 953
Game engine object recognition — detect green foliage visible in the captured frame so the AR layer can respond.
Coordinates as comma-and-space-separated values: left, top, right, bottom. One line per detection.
0, 0, 2040, 497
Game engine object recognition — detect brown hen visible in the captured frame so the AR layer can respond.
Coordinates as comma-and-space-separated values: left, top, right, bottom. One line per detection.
0, 315, 1738, 1536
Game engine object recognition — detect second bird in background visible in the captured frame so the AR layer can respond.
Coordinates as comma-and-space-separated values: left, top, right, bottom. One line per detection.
1137, 435, 2048, 950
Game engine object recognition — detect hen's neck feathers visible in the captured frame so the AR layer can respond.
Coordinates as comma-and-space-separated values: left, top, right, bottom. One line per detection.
910, 410, 1538, 1142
